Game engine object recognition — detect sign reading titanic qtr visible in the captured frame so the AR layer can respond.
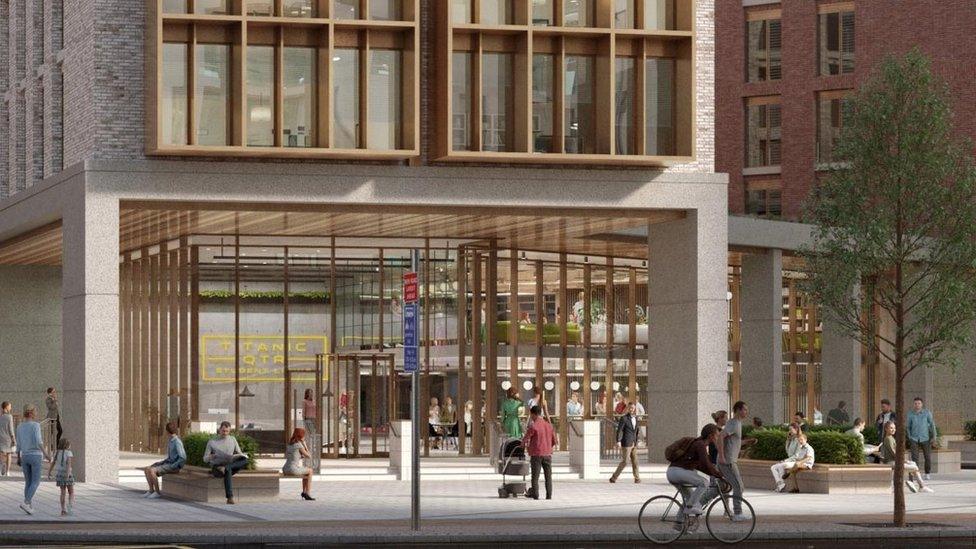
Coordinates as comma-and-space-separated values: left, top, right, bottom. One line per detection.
201, 335, 329, 382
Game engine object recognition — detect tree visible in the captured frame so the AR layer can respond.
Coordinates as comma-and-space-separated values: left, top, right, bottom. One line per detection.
801, 49, 976, 526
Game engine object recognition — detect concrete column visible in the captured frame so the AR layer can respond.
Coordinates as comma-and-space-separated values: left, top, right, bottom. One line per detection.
820, 289, 863, 422
647, 209, 728, 462
739, 250, 783, 425
60, 182, 119, 482
568, 420, 601, 479
0, 266, 62, 407
388, 420, 413, 480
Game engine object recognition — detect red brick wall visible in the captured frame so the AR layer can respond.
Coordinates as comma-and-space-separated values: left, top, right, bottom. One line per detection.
717, 0, 976, 221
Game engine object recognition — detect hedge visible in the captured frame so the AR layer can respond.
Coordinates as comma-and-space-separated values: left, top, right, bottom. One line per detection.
747, 428, 865, 464
966, 421, 976, 442
183, 431, 258, 470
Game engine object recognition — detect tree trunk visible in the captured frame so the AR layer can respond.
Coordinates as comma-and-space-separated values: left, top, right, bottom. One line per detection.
894, 355, 906, 526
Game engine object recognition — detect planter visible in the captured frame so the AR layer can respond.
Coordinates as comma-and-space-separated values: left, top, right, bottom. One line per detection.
925, 449, 962, 474
947, 440, 976, 467
161, 466, 281, 503
737, 459, 892, 494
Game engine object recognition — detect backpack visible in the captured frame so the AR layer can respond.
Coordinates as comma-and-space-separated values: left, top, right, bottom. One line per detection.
664, 437, 697, 463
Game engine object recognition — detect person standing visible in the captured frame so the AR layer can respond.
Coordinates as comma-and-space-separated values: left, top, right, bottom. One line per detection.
875, 399, 897, 444
826, 401, 851, 426
0, 401, 15, 476
47, 438, 75, 516
16, 404, 51, 515
566, 392, 584, 418
521, 405, 557, 500
203, 421, 249, 504
302, 389, 317, 437
441, 396, 458, 451
46, 387, 62, 446
143, 421, 186, 498
282, 428, 316, 501
907, 397, 937, 480
501, 387, 524, 438
718, 401, 748, 521
428, 397, 442, 449
609, 402, 640, 484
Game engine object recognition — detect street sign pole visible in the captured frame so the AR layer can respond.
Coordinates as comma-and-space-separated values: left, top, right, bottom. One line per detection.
407, 251, 421, 531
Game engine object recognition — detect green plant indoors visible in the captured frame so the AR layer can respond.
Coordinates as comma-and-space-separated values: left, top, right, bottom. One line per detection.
965, 421, 976, 442
748, 429, 864, 465
182, 431, 258, 470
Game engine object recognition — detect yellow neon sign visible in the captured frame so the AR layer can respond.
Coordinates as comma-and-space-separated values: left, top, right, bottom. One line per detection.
201, 335, 329, 382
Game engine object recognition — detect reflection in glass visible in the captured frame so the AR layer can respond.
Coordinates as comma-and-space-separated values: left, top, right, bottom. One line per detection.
283, 0, 315, 17
162, 0, 187, 14
194, 0, 229, 14
283, 48, 316, 148
452, 0, 473, 24
564, 0, 593, 27
532, 0, 554, 26
614, 0, 635, 29
564, 55, 595, 154
246, 1, 273, 15
332, 49, 360, 148
451, 52, 472, 151
247, 46, 274, 146
645, 58, 674, 156
746, 103, 780, 167
817, 96, 850, 163
370, 0, 401, 20
161, 43, 188, 145
644, 0, 674, 30
819, 11, 854, 75
532, 54, 554, 153
614, 57, 635, 155
368, 49, 402, 150
333, 0, 359, 19
481, 0, 512, 25
194, 44, 230, 146
481, 52, 513, 152
747, 19, 782, 82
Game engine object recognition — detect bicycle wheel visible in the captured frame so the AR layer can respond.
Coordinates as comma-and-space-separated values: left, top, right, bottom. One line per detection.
705, 494, 756, 544
638, 495, 686, 545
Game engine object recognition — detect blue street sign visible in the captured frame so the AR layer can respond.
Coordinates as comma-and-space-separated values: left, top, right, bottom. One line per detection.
403, 303, 418, 348
404, 345, 419, 373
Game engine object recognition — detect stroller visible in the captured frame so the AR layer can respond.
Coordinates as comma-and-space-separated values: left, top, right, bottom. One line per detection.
496, 437, 530, 498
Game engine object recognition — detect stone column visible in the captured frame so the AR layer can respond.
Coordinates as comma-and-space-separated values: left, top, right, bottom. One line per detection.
820, 294, 863, 422
0, 266, 62, 407
568, 419, 601, 479
647, 209, 728, 462
60, 182, 119, 482
388, 420, 413, 480
739, 250, 783, 425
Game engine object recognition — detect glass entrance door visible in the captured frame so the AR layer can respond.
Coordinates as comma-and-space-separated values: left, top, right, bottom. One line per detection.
327, 353, 396, 457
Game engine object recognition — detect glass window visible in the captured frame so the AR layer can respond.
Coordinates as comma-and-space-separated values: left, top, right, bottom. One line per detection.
368, 49, 402, 150
194, 44, 230, 146
481, 52, 513, 152
452, 52, 472, 151
564, 0, 593, 27
614, 0, 635, 29
283, 0, 316, 17
247, 1, 273, 15
645, 58, 674, 156
533, 0, 554, 26
481, 0, 512, 25
283, 47, 316, 148
452, 0, 473, 24
247, 46, 274, 146
162, 0, 187, 13
160, 43, 188, 145
644, 0, 674, 30
614, 57, 635, 155
817, 94, 851, 163
194, 0, 230, 14
564, 55, 595, 154
370, 0, 401, 20
333, 0, 359, 19
747, 18, 781, 82
332, 48, 360, 148
745, 185, 782, 218
819, 11, 854, 75
746, 102, 781, 167
532, 54, 555, 153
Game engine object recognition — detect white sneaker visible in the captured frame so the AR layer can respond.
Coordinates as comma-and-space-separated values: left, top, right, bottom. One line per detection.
142, 491, 154, 498
923, 474, 931, 481
906, 481, 919, 493
19, 503, 33, 515
774, 482, 786, 492
731, 513, 749, 522
146, 492, 161, 499
920, 486, 934, 493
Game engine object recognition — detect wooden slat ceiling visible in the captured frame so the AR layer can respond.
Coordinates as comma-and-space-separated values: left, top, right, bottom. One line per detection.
0, 221, 62, 265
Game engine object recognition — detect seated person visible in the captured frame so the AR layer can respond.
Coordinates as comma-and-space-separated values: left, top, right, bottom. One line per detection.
143, 421, 186, 499
204, 421, 249, 504
283, 428, 316, 501
666, 424, 725, 522
770, 431, 815, 493
846, 417, 880, 457
880, 420, 933, 493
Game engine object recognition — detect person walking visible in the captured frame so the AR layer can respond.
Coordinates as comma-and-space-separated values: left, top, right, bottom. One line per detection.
203, 421, 249, 504
47, 438, 75, 516
906, 397, 937, 480
609, 402, 641, 484
0, 401, 15, 476
501, 387, 524, 438
16, 404, 51, 515
521, 405, 557, 500
283, 428, 316, 501
45, 387, 62, 447
143, 421, 186, 498
874, 399, 897, 444
303, 388, 317, 436
718, 401, 748, 521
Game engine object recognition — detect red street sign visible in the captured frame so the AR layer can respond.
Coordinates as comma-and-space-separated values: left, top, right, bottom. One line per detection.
403, 272, 418, 303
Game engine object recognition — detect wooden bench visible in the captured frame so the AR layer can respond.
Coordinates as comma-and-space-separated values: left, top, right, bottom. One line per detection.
737, 459, 893, 494
160, 465, 281, 503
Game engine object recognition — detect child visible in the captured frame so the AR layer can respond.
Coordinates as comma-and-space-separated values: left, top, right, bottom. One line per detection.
48, 438, 75, 516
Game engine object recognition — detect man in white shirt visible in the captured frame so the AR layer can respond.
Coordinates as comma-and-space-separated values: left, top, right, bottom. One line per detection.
771, 432, 815, 493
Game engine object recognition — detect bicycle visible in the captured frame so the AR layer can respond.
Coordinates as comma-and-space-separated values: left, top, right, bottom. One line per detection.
638, 478, 756, 545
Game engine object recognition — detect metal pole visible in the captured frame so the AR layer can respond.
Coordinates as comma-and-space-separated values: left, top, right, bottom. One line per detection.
411, 249, 421, 531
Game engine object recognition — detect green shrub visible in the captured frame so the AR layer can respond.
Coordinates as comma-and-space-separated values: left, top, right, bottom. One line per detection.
182, 431, 257, 470
747, 428, 864, 464
748, 429, 789, 461
862, 425, 880, 445
966, 421, 976, 442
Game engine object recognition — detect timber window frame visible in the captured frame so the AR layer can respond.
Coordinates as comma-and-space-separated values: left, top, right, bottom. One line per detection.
745, 9, 781, 82
817, 2, 854, 76
744, 95, 781, 168
815, 89, 852, 165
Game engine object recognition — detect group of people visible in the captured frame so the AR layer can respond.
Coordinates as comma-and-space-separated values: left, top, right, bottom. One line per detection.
848, 397, 938, 493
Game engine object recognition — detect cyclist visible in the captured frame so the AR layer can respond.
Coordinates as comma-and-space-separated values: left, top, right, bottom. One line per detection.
666, 424, 725, 521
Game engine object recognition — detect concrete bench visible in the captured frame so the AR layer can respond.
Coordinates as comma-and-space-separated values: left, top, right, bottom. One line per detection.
161, 465, 280, 503
947, 440, 976, 468
737, 459, 893, 494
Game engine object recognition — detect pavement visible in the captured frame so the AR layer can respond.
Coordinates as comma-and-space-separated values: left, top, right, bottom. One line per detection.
0, 458, 973, 546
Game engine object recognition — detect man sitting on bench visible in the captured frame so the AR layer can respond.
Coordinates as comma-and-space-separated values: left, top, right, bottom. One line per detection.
771, 431, 815, 493
204, 421, 249, 504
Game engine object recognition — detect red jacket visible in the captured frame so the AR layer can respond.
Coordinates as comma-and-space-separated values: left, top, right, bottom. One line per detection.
522, 418, 557, 457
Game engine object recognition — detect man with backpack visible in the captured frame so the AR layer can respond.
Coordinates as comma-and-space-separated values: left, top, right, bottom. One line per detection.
666, 424, 725, 520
